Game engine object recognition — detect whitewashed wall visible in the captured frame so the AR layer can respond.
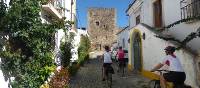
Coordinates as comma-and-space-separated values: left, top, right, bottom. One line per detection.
69, 28, 87, 62
128, 0, 200, 54
65, 0, 76, 22
131, 24, 198, 87
162, 0, 200, 53
70, 29, 88, 62
127, 0, 200, 87
196, 56, 200, 85
65, 0, 72, 21
117, 29, 130, 50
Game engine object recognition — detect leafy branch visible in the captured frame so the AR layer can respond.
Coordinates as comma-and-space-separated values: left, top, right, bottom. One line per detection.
164, 16, 200, 29
156, 27, 200, 50
0, 0, 70, 87
155, 16, 200, 31
177, 28, 200, 49
155, 15, 200, 50
155, 35, 182, 44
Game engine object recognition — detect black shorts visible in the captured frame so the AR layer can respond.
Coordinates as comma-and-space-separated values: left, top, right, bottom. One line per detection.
103, 63, 114, 74
118, 59, 126, 67
103, 63, 112, 67
163, 71, 186, 84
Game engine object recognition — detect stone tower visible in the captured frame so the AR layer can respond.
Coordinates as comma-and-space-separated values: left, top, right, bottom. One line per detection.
88, 8, 118, 51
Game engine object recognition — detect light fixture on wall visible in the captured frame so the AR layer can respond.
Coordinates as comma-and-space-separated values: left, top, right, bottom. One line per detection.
128, 38, 130, 43
143, 33, 145, 40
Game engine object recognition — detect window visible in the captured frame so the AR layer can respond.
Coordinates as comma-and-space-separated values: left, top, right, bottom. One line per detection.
136, 15, 140, 25
128, 38, 130, 43
103, 25, 106, 28
103, 25, 108, 30
95, 21, 100, 26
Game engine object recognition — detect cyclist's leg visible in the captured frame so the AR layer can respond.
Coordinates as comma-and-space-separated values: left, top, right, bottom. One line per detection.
160, 75, 167, 88
102, 63, 106, 81
117, 60, 121, 72
116, 63, 119, 72
119, 61, 123, 73
122, 60, 125, 76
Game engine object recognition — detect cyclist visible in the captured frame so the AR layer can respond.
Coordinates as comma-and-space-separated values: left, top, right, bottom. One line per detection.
150, 46, 186, 88
116, 46, 125, 73
102, 46, 112, 81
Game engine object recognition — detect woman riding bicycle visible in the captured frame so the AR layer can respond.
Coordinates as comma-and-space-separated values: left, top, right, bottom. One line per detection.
102, 46, 112, 81
150, 46, 186, 88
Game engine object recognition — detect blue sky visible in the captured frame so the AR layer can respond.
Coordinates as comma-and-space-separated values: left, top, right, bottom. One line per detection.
76, 0, 132, 28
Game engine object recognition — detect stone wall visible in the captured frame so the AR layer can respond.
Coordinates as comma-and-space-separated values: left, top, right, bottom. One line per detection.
88, 8, 118, 51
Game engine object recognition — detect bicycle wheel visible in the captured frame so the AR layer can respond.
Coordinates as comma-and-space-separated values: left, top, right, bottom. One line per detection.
107, 72, 112, 88
148, 80, 161, 88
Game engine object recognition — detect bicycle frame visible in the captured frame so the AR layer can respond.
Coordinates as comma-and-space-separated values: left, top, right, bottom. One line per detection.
149, 70, 191, 88
149, 70, 172, 88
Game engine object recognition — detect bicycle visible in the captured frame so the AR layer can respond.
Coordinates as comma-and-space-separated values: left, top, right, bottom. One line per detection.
148, 70, 192, 88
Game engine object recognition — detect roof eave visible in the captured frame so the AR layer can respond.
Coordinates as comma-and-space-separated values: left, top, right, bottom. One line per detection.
125, 0, 136, 13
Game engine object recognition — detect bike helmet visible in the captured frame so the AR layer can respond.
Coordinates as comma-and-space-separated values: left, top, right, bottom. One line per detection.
164, 46, 176, 52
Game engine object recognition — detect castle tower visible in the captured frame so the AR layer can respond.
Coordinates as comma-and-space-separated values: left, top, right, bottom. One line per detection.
88, 8, 118, 51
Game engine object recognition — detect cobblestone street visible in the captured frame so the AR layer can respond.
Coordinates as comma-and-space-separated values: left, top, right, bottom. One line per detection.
69, 54, 150, 88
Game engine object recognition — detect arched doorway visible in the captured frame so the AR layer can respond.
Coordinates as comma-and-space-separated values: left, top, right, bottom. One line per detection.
133, 33, 142, 72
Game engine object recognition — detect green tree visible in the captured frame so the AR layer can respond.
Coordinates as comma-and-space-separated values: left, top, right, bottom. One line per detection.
0, 0, 66, 87
78, 35, 90, 65
60, 32, 75, 68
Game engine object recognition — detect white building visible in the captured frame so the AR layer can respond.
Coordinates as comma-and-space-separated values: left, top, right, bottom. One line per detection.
70, 28, 88, 62
126, 0, 200, 87
77, 28, 88, 36
42, 0, 77, 64
41, 0, 66, 65
116, 26, 130, 51
65, 0, 78, 62
69, 28, 88, 62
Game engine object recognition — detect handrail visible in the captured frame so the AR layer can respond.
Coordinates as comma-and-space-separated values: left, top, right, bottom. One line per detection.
180, 0, 200, 20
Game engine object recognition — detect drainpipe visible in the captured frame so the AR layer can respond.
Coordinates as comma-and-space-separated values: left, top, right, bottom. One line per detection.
70, 0, 73, 30
70, 0, 72, 21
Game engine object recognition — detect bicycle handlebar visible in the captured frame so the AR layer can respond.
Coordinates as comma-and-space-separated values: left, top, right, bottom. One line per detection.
151, 70, 169, 73
151, 70, 169, 75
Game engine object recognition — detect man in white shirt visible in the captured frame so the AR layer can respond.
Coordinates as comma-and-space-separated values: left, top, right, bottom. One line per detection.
102, 46, 112, 81
150, 46, 186, 88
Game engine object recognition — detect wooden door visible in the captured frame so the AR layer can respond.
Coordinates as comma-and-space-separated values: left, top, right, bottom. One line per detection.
133, 34, 142, 72
153, 0, 163, 28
